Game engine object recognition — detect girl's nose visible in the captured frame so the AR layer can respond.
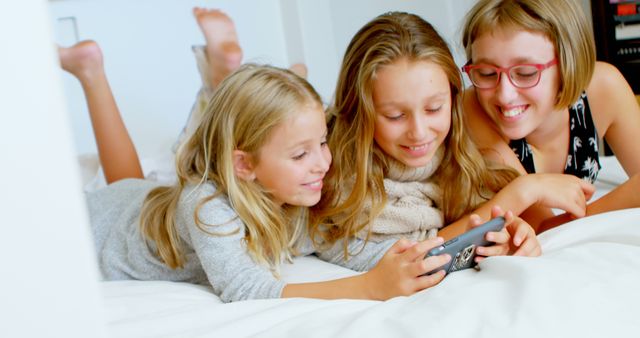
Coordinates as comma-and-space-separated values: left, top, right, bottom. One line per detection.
407, 113, 427, 140
313, 147, 331, 173
495, 73, 519, 104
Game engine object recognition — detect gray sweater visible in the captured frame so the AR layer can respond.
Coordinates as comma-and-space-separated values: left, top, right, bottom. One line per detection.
87, 179, 394, 302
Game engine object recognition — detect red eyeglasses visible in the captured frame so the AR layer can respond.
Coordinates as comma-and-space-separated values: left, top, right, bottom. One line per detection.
462, 59, 558, 89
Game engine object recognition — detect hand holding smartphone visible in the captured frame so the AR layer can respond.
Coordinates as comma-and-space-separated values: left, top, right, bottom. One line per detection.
425, 216, 505, 275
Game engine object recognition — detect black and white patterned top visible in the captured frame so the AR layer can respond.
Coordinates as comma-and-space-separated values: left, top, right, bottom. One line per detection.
509, 92, 601, 183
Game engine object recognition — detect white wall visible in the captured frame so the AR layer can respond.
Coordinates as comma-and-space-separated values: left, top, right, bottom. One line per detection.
50, 0, 478, 159
1, 0, 106, 337
51, 0, 291, 157
292, 0, 477, 103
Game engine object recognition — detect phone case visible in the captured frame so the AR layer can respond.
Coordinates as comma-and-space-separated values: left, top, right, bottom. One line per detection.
425, 216, 505, 275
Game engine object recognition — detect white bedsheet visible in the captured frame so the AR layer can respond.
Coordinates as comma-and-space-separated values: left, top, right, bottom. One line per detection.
101, 208, 640, 338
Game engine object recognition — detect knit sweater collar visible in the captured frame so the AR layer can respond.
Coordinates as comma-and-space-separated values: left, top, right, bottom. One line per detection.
385, 146, 445, 182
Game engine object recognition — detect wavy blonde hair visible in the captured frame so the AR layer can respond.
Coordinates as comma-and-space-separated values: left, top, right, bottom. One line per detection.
310, 12, 518, 255
461, 0, 596, 109
140, 64, 323, 271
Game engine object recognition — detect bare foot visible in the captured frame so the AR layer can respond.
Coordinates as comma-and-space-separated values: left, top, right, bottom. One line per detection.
58, 40, 105, 83
288, 63, 308, 79
193, 7, 243, 87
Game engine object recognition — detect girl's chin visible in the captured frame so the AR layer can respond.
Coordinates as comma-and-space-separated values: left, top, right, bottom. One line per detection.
399, 155, 434, 168
500, 126, 530, 141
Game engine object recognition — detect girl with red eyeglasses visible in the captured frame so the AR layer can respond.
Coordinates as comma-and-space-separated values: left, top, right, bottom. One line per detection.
461, 0, 640, 232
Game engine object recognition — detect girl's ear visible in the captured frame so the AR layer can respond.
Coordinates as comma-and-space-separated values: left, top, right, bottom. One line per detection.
232, 150, 256, 181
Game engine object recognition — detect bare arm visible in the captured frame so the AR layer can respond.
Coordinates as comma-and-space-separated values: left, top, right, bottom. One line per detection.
437, 172, 593, 239
527, 63, 640, 231
540, 173, 640, 232
283, 238, 450, 300
588, 62, 640, 177
567, 62, 640, 219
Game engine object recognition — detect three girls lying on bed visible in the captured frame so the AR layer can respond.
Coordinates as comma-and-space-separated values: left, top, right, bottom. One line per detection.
60, 0, 640, 302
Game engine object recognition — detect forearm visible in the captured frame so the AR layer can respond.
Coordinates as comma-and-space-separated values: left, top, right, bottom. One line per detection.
282, 273, 377, 300
439, 176, 537, 240
316, 237, 395, 272
586, 173, 640, 216
539, 174, 640, 232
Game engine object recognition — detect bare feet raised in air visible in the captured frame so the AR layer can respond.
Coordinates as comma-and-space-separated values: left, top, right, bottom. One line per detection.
288, 63, 308, 79
58, 40, 105, 85
193, 7, 243, 88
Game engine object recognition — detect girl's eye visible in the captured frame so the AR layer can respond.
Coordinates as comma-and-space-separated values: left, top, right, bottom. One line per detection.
426, 106, 442, 113
385, 114, 403, 121
477, 69, 497, 77
321, 139, 328, 147
514, 71, 537, 78
292, 152, 307, 160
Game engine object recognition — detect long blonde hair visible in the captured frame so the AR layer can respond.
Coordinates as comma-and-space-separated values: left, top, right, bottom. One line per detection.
310, 12, 517, 253
461, 0, 596, 109
140, 64, 323, 271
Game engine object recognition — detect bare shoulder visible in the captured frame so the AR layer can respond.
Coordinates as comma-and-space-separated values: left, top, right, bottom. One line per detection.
586, 61, 637, 130
587, 62, 628, 94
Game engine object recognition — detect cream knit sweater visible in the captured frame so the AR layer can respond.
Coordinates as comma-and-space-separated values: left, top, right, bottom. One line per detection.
335, 147, 445, 243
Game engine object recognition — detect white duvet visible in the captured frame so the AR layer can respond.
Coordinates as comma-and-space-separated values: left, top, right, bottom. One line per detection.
101, 208, 640, 338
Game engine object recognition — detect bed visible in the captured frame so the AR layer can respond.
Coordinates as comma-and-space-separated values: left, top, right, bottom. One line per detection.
81, 155, 640, 338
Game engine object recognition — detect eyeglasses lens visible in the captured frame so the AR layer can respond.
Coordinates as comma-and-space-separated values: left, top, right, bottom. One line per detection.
470, 65, 541, 89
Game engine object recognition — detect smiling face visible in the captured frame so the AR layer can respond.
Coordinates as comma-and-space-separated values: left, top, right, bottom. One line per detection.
470, 28, 562, 140
372, 59, 451, 168
251, 103, 331, 207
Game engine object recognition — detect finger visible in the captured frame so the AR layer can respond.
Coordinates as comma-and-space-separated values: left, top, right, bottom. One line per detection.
406, 237, 444, 261
513, 237, 541, 257
532, 243, 542, 256
581, 180, 596, 201
418, 254, 451, 276
491, 205, 505, 219
513, 243, 532, 256
512, 222, 530, 247
502, 210, 514, 224
476, 243, 509, 257
564, 192, 587, 218
505, 214, 522, 237
485, 228, 509, 244
414, 269, 446, 290
468, 214, 482, 228
390, 238, 416, 254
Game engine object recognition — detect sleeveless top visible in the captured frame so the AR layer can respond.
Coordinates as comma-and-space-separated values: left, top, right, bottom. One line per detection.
509, 92, 601, 183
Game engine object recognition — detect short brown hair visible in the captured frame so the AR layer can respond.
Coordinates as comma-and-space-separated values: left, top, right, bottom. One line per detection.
461, 0, 596, 109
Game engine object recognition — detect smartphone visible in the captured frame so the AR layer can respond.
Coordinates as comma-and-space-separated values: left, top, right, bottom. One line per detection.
425, 216, 505, 275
